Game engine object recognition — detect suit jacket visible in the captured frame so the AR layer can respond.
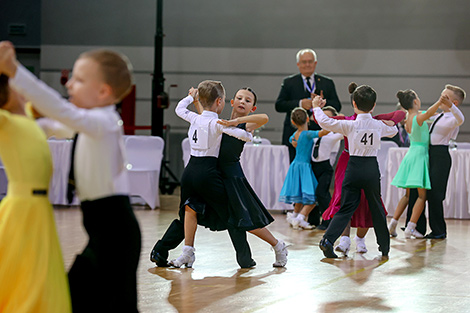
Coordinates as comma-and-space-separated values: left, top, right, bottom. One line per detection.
275, 73, 341, 147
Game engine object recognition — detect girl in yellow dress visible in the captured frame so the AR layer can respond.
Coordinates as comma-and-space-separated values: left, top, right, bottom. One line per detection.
0, 74, 71, 312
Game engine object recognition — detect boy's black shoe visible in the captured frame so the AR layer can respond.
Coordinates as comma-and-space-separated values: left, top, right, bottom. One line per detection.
424, 233, 446, 239
319, 238, 338, 258
150, 250, 170, 267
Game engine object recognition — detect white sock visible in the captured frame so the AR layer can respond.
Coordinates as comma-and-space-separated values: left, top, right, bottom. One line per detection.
273, 240, 284, 251
407, 222, 417, 229
298, 214, 306, 221
355, 235, 365, 242
390, 218, 398, 225
291, 212, 299, 218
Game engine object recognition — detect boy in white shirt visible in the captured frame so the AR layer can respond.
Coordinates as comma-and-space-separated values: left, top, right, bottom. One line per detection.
312, 83, 397, 258
0, 41, 141, 312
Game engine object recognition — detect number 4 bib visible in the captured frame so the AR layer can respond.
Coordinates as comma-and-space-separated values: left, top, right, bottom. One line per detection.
190, 125, 209, 150
353, 129, 381, 150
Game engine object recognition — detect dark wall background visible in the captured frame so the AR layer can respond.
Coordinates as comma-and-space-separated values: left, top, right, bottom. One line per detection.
36, 0, 470, 50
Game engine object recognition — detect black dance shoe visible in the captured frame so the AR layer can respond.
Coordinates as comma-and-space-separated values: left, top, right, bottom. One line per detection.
319, 238, 338, 258
424, 233, 446, 239
150, 250, 170, 267
238, 259, 256, 268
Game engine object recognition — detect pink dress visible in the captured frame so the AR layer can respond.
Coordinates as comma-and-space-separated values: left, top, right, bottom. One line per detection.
321, 111, 406, 228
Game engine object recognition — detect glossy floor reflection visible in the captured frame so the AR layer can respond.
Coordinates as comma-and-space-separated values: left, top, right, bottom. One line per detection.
54, 191, 470, 313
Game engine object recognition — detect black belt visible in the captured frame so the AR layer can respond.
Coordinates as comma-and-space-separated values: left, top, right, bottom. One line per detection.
32, 189, 48, 196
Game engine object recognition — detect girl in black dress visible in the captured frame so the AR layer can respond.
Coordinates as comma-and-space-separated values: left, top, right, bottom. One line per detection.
210, 87, 288, 267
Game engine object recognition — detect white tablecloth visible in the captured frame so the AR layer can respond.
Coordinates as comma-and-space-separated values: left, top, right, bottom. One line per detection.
384, 147, 470, 219
240, 145, 292, 211
48, 140, 80, 205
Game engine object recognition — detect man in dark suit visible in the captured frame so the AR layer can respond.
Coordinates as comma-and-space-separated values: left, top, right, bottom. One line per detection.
275, 49, 341, 162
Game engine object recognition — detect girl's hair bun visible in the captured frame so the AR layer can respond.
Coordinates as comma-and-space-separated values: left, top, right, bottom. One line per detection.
348, 82, 358, 94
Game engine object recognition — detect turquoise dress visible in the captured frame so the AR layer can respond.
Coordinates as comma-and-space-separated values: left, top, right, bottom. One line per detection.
279, 130, 319, 204
391, 115, 431, 189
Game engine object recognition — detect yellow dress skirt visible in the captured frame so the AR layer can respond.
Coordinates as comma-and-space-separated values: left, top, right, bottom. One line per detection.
0, 110, 71, 312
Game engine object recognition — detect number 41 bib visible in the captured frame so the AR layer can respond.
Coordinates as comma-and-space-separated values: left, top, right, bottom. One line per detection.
352, 128, 381, 150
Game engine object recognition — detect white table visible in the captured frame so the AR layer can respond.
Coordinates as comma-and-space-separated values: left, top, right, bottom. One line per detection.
384, 147, 470, 219
48, 139, 79, 205
240, 145, 292, 211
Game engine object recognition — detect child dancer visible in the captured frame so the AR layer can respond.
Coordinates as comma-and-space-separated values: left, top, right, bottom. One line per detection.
388, 89, 451, 239
279, 107, 328, 230
0, 42, 141, 312
0, 74, 71, 313
314, 83, 397, 258
215, 87, 288, 266
319, 83, 406, 256
169, 82, 254, 268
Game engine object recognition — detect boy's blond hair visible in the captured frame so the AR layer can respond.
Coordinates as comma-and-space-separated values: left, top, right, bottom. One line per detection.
445, 84, 466, 105
79, 49, 133, 102
197, 80, 225, 108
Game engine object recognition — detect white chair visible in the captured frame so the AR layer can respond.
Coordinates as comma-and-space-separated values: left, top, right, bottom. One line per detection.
125, 135, 164, 209
456, 142, 470, 149
182, 137, 191, 168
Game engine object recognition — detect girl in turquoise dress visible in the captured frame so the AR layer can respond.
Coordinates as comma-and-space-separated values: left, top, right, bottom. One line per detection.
279, 107, 328, 229
389, 89, 452, 239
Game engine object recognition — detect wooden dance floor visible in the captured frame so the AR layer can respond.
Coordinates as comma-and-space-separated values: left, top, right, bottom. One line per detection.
55, 190, 470, 313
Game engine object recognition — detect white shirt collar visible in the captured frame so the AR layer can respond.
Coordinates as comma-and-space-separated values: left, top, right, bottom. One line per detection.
202, 110, 218, 118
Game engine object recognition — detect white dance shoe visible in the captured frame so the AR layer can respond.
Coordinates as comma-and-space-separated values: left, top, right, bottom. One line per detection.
169, 245, 195, 268
334, 236, 351, 256
404, 226, 424, 239
354, 235, 368, 253
272, 240, 288, 267
388, 219, 398, 237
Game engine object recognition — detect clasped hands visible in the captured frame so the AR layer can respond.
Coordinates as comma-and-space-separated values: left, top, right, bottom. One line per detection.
301, 90, 324, 110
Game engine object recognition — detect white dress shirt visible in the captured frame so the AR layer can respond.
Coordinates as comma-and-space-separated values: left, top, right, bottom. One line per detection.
313, 107, 397, 157
298, 74, 315, 107
429, 104, 465, 146
175, 95, 252, 157
36, 117, 75, 139
311, 132, 344, 162
11, 65, 129, 201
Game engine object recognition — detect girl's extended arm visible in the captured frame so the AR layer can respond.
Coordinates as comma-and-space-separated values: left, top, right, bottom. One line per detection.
217, 114, 269, 132
416, 95, 451, 126
374, 110, 407, 125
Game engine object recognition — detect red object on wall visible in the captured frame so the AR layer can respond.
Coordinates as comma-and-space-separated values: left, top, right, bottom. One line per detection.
120, 85, 136, 135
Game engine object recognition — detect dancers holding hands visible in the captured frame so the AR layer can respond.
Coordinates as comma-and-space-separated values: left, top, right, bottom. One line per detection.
388, 90, 452, 238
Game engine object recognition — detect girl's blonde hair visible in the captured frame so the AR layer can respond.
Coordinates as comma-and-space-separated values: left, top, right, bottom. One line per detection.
79, 49, 133, 102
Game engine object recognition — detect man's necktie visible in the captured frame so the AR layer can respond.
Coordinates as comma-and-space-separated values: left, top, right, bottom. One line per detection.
66, 133, 78, 204
313, 137, 322, 159
306, 76, 312, 92
429, 113, 444, 134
